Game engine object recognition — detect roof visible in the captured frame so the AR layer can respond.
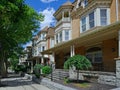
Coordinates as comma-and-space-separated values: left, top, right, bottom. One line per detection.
62, 0, 73, 6
37, 26, 48, 35
53, 1, 73, 17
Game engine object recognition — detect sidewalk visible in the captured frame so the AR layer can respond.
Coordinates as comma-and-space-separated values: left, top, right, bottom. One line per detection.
0, 77, 51, 90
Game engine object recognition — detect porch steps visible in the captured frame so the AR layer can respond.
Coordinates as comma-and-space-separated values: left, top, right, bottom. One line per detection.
46, 69, 69, 81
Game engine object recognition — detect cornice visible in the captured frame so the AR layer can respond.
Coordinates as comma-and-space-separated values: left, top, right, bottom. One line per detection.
75, 0, 112, 17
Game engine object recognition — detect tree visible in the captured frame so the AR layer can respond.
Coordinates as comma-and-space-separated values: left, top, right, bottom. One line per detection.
64, 55, 92, 81
0, 0, 44, 77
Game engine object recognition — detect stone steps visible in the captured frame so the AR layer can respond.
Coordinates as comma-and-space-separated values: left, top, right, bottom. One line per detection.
46, 69, 69, 81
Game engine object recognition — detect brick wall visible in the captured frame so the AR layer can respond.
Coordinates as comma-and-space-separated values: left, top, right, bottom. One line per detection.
71, 17, 80, 39
102, 38, 118, 72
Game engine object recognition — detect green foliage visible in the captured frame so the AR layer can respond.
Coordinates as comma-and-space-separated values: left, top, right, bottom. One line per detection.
63, 77, 70, 84
42, 66, 52, 75
64, 55, 92, 70
15, 64, 26, 73
34, 64, 43, 78
0, 0, 44, 76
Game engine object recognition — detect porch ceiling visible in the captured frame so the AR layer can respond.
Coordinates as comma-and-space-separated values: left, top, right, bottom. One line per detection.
41, 21, 120, 54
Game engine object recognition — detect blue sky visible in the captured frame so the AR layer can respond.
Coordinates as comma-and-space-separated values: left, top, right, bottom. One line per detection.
24, 0, 74, 47
25, 0, 74, 29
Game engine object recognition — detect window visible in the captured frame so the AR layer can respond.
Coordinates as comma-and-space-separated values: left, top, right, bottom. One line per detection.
84, 0, 88, 7
42, 46, 45, 51
65, 30, 69, 41
56, 34, 58, 44
86, 47, 102, 63
100, 9, 107, 26
89, 11, 94, 28
81, 17, 86, 32
59, 32, 62, 42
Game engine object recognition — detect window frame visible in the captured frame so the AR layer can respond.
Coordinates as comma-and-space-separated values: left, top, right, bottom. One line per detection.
65, 30, 69, 41
100, 9, 107, 26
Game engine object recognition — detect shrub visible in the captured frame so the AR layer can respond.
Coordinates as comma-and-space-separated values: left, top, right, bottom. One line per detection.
42, 66, 52, 75
14, 64, 26, 73
33, 64, 43, 78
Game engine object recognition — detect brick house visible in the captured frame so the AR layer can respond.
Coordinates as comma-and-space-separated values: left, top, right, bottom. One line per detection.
41, 0, 120, 73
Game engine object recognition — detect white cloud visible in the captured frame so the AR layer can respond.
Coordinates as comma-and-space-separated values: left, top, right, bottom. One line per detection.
40, 7, 56, 29
23, 41, 32, 48
41, 0, 57, 3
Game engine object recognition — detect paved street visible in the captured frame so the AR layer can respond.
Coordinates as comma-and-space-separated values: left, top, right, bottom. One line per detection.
0, 77, 51, 90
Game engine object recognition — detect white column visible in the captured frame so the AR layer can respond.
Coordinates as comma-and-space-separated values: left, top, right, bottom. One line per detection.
31, 61, 33, 73
52, 52, 55, 62
70, 46, 73, 57
70, 45, 75, 57
116, 0, 119, 21
62, 11, 64, 20
73, 45, 75, 56
69, 11, 70, 18
41, 55, 44, 64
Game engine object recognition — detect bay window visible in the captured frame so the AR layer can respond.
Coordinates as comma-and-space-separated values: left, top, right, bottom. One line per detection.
89, 11, 95, 28
81, 17, 86, 32
65, 30, 69, 41
80, 8, 110, 33
59, 32, 62, 42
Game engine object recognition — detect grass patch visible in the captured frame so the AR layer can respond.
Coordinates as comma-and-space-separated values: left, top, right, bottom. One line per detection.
74, 83, 91, 88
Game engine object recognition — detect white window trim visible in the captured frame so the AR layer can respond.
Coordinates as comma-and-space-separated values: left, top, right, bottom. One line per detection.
80, 8, 110, 33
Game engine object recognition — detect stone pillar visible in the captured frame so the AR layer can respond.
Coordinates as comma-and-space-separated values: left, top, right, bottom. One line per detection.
116, 59, 120, 87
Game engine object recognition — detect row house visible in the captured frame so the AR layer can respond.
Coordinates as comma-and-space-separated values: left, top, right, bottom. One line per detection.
28, 26, 55, 68
41, 0, 120, 73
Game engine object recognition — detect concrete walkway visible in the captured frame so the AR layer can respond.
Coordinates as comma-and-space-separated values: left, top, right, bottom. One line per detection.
0, 77, 51, 90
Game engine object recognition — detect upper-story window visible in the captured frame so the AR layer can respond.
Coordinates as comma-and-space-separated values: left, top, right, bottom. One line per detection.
65, 30, 69, 41
100, 9, 107, 26
81, 17, 86, 32
80, 8, 110, 33
41, 33, 46, 40
89, 11, 95, 28
59, 32, 62, 42
56, 34, 58, 44
84, 0, 88, 7
42, 46, 45, 51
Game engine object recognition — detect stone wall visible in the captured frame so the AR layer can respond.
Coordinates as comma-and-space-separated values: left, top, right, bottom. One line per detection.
116, 60, 120, 87
69, 69, 116, 86
98, 75, 116, 86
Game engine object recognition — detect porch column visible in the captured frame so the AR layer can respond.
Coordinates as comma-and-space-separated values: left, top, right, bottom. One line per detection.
31, 61, 33, 73
41, 55, 44, 64
70, 45, 75, 57
69, 11, 70, 18
62, 11, 64, 20
52, 52, 55, 70
51, 52, 55, 62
